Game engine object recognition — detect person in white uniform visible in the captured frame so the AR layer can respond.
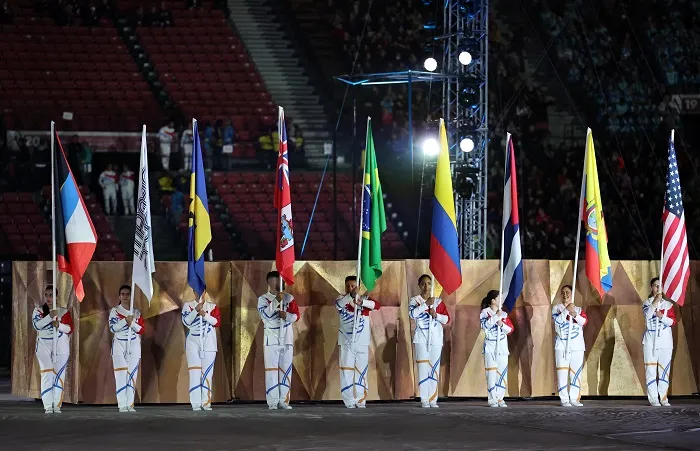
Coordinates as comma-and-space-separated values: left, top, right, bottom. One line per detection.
158, 121, 176, 170
109, 284, 144, 412
257, 271, 300, 410
181, 120, 194, 170
408, 274, 450, 408
642, 277, 677, 407
98, 164, 118, 215
119, 164, 136, 215
335, 275, 381, 408
552, 284, 587, 407
182, 290, 221, 411
479, 290, 514, 407
31, 285, 73, 414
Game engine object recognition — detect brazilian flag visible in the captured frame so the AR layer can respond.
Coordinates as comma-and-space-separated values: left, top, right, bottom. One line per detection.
360, 119, 386, 291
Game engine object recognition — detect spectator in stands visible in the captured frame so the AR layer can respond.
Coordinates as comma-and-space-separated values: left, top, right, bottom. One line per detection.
290, 124, 306, 167
132, 5, 146, 26
158, 120, 176, 171
158, 172, 174, 194
257, 126, 275, 169
67, 135, 84, 184
159, 1, 173, 27
99, 164, 119, 216
170, 189, 184, 225
0, 1, 13, 24
181, 120, 194, 171
222, 119, 235, 169
79, 139, 93, 184
202, 121, 214, 170
212, 119, 224, 170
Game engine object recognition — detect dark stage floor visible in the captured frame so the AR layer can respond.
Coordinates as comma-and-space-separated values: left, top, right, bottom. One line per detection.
1, 396, 699, 450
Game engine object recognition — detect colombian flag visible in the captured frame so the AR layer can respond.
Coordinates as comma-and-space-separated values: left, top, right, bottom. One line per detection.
429, 119, 462, 295
582, 128, 612, 300
187, 119, 212, 298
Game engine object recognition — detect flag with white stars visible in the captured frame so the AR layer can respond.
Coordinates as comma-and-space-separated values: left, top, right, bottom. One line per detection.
661, 131, 689, 305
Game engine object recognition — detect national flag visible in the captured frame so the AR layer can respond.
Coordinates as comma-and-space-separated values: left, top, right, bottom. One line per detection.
359, 118, 386, 291
429, 119, 462, 295
274, 107, 295, 286
53, 129, 97, 301
187, 119, 212, 298
581, 128, 612, 300
661, 131, 689, 305
132, 125, 155, 303
500, 133, 523, 311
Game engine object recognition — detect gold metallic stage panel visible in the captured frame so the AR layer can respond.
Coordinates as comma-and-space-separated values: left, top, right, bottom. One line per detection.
11, 260, 699, 404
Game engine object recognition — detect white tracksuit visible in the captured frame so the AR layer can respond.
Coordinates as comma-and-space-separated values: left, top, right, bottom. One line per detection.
119, 170, 136, 215
181, 129, 194, 170
480, 307, 514, 406
642, 297, 676, 405
335, 293, 380, 407
409, 295, 450, 405
182, 300, 220, 410
552, 303, 587, 404
109, 305, 144, 410
158, 125, 176, 170
257, 292, 299, 408
32, 305, 72, 411
99, 169, 118, 215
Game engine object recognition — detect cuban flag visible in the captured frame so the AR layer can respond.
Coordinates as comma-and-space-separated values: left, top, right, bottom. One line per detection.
53, 129, 97, 301
274, 107, 295, 286
500, 133, 523, 311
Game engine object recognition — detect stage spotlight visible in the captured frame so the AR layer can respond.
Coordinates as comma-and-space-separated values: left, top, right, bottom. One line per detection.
460, 137, 475, 152
422, 137, 439, 156
423, 57, 438, 72
454, 164, 480, 199
458, 51, 472, 66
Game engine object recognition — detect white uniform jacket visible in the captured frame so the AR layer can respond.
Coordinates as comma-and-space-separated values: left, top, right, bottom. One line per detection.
408, 295, 450, 344
109, 305, 144, 356
32, 305, 73, 355
552, 303, 587, 351
335, 294, 381, 347
480, 307, 514, 355
181, 300, 221, 352
257, 292, 300, 346
642, 297, 676, 349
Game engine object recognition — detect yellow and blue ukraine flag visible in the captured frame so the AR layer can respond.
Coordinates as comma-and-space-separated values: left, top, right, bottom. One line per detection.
187, 119, 212, 297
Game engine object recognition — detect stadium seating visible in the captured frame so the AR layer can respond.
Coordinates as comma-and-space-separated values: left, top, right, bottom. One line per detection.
0, 192, 51, 259
128, 1, 275, 157
0, 2, 163, 131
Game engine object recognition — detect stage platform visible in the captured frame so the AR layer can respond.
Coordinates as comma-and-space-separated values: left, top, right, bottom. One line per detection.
1, 395, 699, 450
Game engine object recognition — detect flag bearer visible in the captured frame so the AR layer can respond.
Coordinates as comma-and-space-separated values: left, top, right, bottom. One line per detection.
32, 285, 73, 414
335, 275, 381, 409
552, 284, 587, 407
109, 284, 144, 412
257, 271, 299, 410
409, 274, 450, 408
642, 277, 676, 407
480, 290, 514, 407
182, 290, 221, 411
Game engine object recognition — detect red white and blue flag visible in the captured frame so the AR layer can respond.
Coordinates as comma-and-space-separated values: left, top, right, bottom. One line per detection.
274, 107, 295, 285
501, 134, 523, 311
54, 130, 97, 301
661, 131, 689, 305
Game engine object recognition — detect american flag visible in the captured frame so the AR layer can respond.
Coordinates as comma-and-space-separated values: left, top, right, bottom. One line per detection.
661, 132, 689, 305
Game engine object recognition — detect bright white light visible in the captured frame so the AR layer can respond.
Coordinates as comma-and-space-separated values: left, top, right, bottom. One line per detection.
423, 57, 438, 72
460, 137, 475, 152
422, 137, 439, 156
459, 51, 472, 65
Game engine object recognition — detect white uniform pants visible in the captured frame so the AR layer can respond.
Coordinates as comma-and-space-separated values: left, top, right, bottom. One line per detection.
556, 350, 584, 404
183, 144, 193, 171
644, 346, 672, 404
36, 346, 69, 410
112, 352, 140, 409
484, 352, 508, 405
103, 186, 117, 215
339, 344, 369, 407
264, 344, 293, 407
160, 143, 171, 170
121, 186, 135, 215
415, 343, 442, 404
186, 349, 216, 409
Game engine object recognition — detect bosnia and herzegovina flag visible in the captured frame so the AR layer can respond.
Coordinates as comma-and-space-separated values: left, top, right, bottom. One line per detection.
582, 128, 612, 300
187, 119, 212, 298
501, 133, 523, 311
359, 118, 386, 291
429, 119, 462, 295
54, 129, 97, 302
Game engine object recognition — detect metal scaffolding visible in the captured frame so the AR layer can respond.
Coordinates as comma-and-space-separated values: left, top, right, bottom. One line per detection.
442, 0, 489, 259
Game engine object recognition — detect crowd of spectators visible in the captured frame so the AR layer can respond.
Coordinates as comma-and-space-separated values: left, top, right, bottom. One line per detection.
33, 0, 115, 26
129, 2, 173, 28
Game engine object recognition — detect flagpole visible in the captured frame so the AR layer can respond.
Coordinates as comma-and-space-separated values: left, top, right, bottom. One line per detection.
351, 117, 370, 351
428, 275, 434, 348
278, 278, 284, 342
497, 133, 510, 356
567, 128, 589, 354
50, 121, 58, 408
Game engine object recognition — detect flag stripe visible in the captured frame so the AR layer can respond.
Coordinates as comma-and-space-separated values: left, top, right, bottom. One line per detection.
501, 135, 523, 311
187, 119, 212, 297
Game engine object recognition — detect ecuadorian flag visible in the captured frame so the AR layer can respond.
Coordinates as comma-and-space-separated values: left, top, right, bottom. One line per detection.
187, 119, 212, 298
582, 128, 612, 299
429, 119, 462, 295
